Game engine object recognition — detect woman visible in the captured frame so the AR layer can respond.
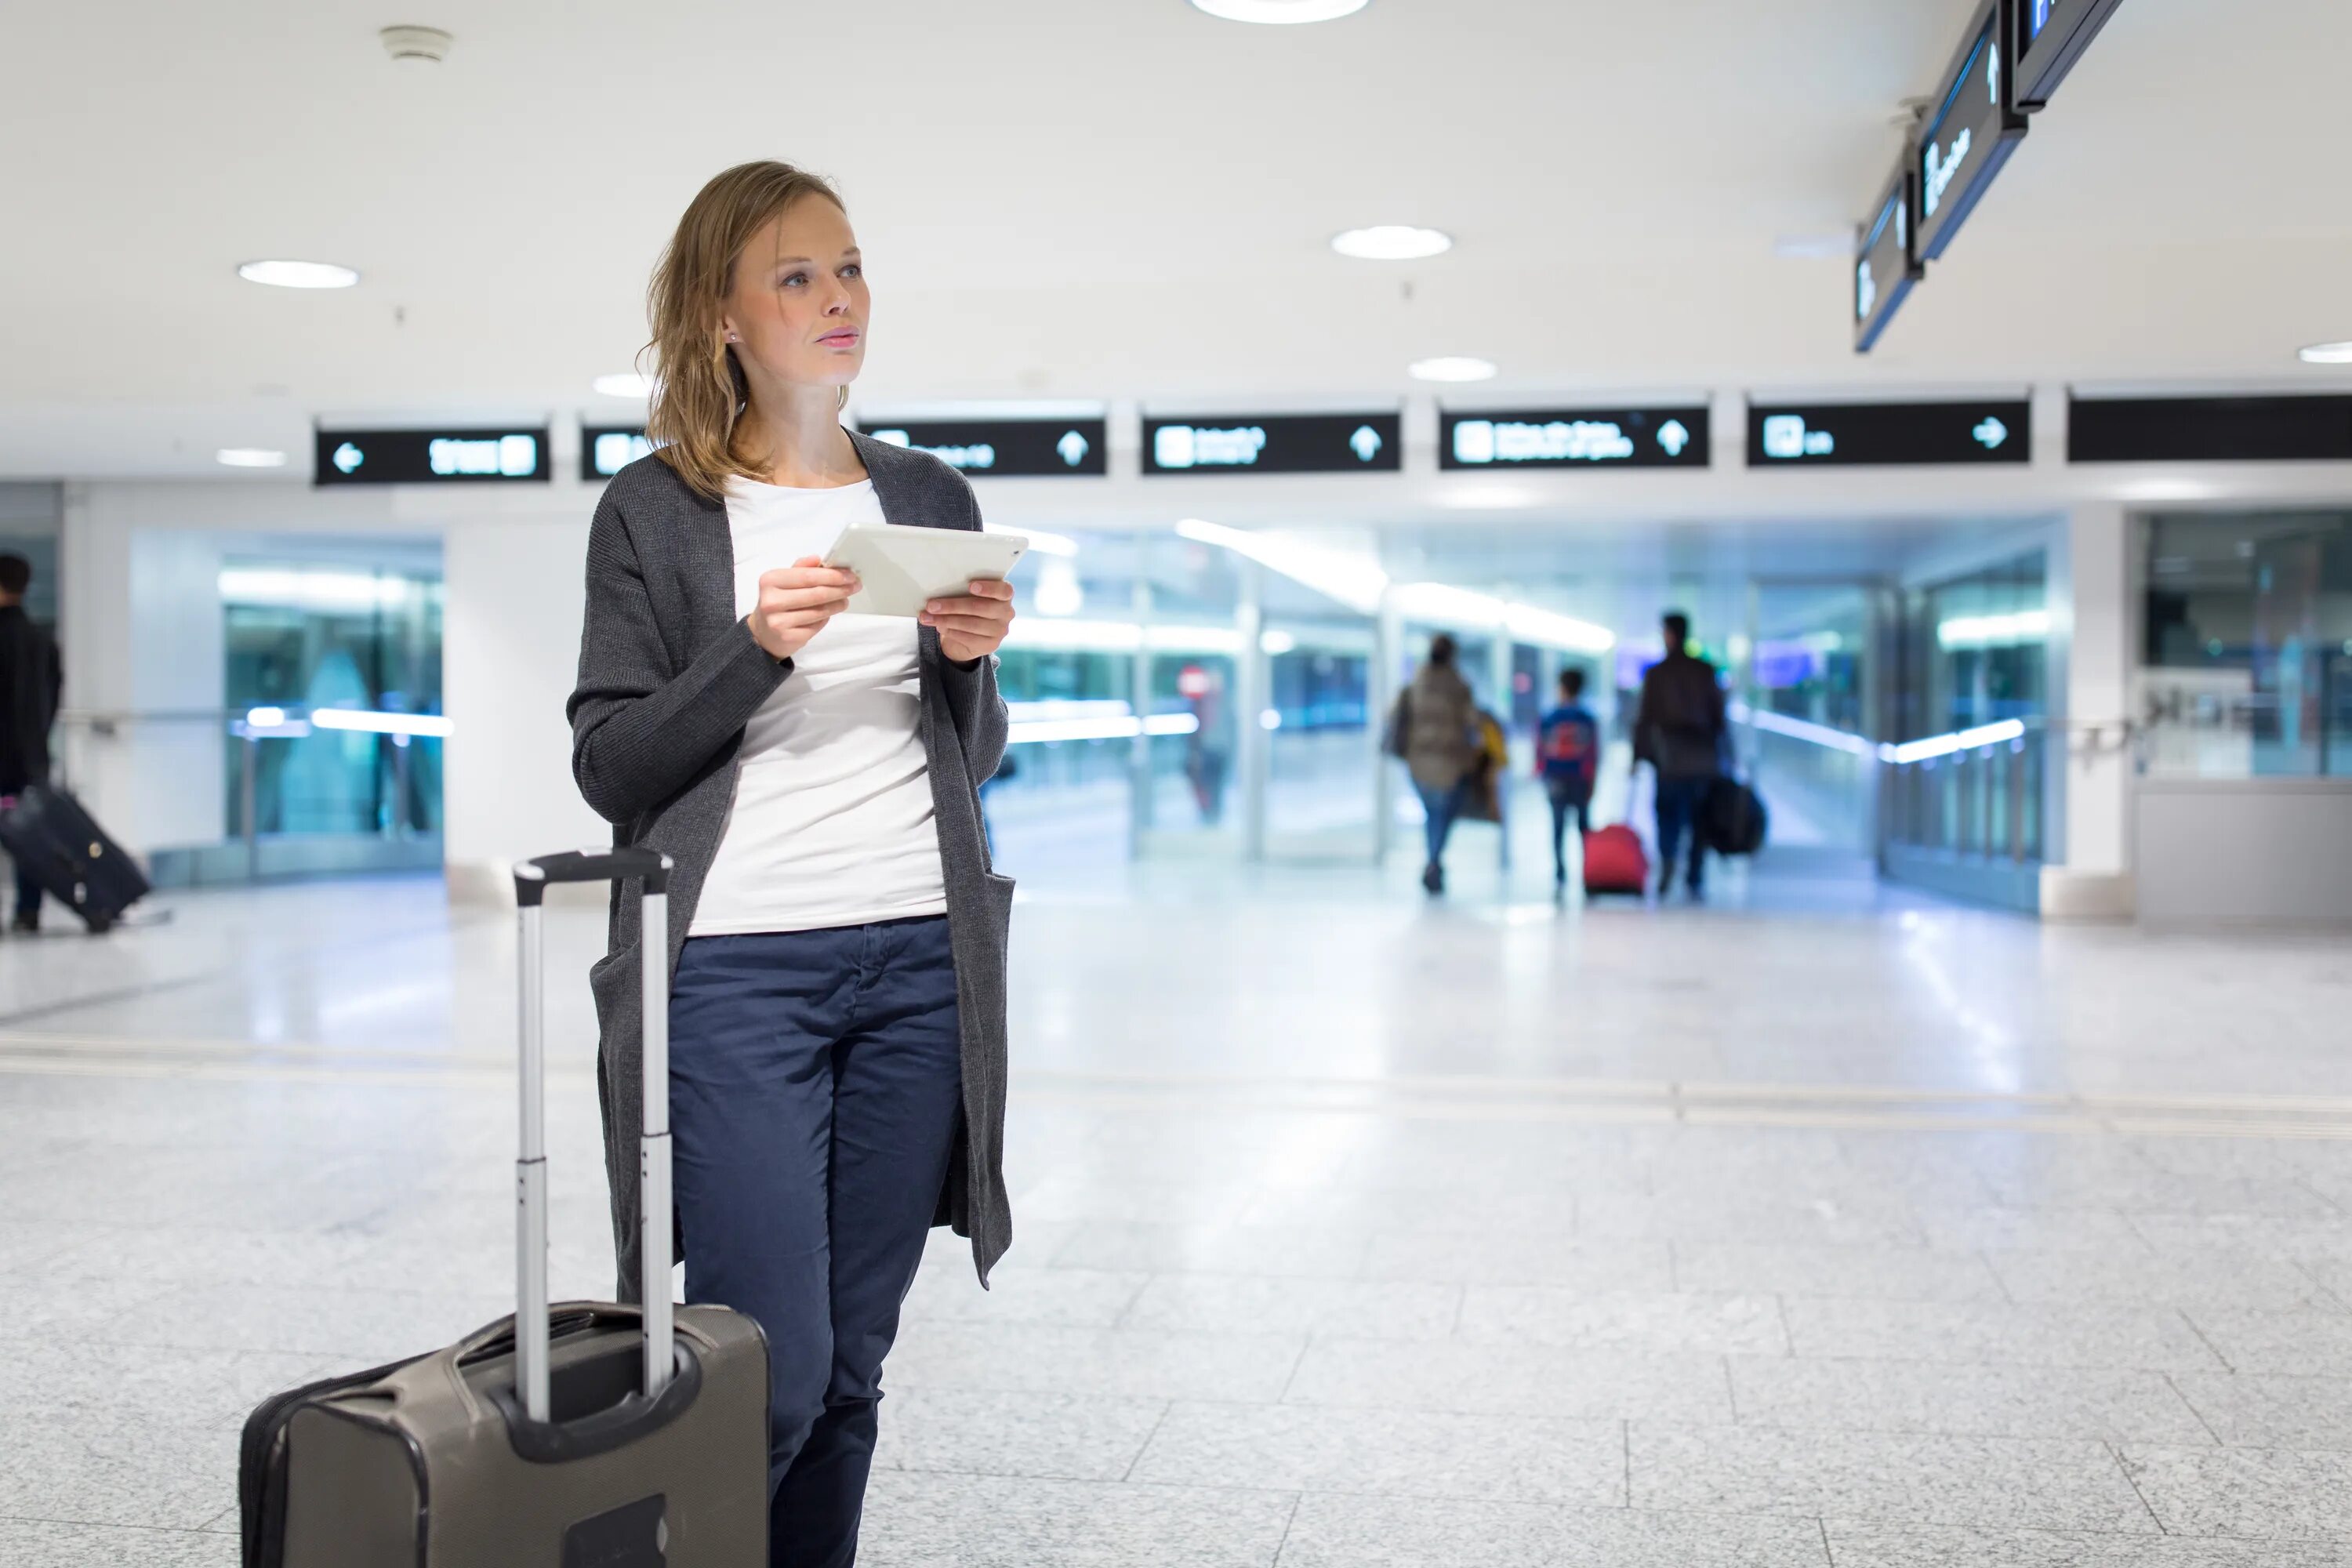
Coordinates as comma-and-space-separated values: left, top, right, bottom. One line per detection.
1394, 633, 1480, 894
566, 161, 1016, 1567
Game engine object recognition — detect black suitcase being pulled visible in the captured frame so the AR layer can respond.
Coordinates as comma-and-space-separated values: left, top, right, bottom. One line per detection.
238, 848, 771, 1566
0, 782, 150, 931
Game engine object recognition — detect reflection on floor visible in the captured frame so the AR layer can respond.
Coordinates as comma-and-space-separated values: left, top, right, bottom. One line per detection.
3, 865, 2351, 1564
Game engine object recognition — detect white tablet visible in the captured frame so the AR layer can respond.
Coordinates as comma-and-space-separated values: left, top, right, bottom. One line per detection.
822, 524, 1029, 619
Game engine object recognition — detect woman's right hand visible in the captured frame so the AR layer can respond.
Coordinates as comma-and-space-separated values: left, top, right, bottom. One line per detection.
746, 557, 861, 662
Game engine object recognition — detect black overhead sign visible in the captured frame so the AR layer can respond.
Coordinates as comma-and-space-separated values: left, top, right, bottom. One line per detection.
1439, 406, 1708, 470
2014, 0, 2129, 110
2068, 395, 2352, 463
857, 418, 1107, 477
583, 425, 654, 482
1144, 412, 1401, 476
1915, 2, 2028, 262
1853, 159, 1923, 354
314, 426, 550, 486
1748, 400, 2031, 466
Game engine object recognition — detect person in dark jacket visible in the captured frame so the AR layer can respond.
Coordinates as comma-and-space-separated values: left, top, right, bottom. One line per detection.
1633, 612, 1725, 900
0, 553, 63, 932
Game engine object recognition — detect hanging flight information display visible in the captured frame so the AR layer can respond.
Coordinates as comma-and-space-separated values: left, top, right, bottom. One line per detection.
1747, 399, 2031, 466
855, 417, 1108, 477
2014, 0, 2128, 110
1853, 159, 1923, 354
2068, 395, 2352, 463
1143, 412, 1402, 475
314, 426, 550, 486
1914, 1, 2028, 262
1439, 406, 1708, 470
582, 425, 653, 481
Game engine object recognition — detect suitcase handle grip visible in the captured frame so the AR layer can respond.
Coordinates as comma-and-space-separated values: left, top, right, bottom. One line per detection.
514, 848, 670, 904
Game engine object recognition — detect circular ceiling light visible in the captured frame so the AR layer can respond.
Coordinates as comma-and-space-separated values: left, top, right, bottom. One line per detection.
238, 260, 361, 290
1409, 356, 1497, 383
2297, 341, 2352, 365
592, 372, 655, 398
1191, 0, 1368, 22
216, 448, 288, 468
1332, 225, 1452, 261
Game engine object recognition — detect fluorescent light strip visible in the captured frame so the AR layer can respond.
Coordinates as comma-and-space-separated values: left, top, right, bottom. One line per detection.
310, 709, 454, 738
1007, 713, 1200, 745
1729, 702, 1875, 757
1391, 581, 1615, 654
1880, 718, 2027, 765
1004, 618, 1246, 655
1175, 519, 1391, 615
1937, 609, 2050, 648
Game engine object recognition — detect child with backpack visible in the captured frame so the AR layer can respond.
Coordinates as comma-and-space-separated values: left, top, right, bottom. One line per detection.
1535, 668, 1601, 887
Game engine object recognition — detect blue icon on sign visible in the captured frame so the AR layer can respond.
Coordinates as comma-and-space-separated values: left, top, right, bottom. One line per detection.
1057, 429, 1090, 467
1657, 420, 1690, 458
1973, 416, 2009, 450
1348, 425, 1383, 463
332, 442, 364, 474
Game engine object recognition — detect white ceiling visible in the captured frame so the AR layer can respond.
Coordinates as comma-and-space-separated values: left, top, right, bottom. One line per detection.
7, 0, 2352, 481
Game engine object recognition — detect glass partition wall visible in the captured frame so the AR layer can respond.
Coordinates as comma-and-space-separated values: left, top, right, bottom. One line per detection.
2140, 510, 2352, 779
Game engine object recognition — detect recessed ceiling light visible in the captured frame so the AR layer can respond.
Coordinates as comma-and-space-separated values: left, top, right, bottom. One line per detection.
216, 448, 288, 468
1191, 0, 1368, 22
593, 372, 655, 398
1410, 356, 1497, 383
238, 260, 360, 290
1332, 225, 1452, 261
2297, 340, 2352, 365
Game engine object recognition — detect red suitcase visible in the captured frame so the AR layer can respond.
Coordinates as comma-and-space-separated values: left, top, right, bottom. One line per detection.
1583, 824, 1650, 895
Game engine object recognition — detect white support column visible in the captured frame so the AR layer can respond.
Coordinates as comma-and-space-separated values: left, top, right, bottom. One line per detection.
1236, 561, 1268, 863
1370, 602, 1400, 865
1127, 569, 1155, 858
2044, 499, 2136, 919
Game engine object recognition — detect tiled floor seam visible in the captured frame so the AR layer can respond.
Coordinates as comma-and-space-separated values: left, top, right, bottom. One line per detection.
1116, 1401, 1176, 1482
1267, 1490, 1305, 1566
2158, 1370, 2229, 1446
2105, 1438, 2171, 1534
2174, 1307, 2238, 1374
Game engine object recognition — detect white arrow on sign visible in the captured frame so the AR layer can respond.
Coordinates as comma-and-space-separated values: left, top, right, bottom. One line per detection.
1973, 416, 2009, 450
1657, 419, 1690, 458
332, 441, 364, 474
1349, 424, 1383, 463
1056, 429, 1090, 467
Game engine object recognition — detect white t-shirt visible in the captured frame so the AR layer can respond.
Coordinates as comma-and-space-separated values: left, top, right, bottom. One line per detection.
689, 477, 947, 936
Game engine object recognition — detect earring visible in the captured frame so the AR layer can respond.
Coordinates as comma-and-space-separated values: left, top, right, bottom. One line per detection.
724, 332, 740, 343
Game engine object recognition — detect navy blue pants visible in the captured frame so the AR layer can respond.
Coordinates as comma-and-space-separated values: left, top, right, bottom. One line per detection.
1653, 774, 1712, 893
668, 916, 964, 1568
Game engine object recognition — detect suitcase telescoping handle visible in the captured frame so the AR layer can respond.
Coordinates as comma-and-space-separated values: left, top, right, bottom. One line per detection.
511, 848, 675, 1425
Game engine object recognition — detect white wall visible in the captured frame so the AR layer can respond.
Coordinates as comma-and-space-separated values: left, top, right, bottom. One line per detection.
441, 517, 605, 900
2041, 501, 2138, 919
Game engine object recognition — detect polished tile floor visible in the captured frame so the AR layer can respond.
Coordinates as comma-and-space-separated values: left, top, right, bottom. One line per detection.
3, 859, 2351, 1566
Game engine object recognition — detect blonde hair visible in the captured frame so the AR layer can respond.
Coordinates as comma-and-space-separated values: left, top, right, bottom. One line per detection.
644, 161, 848, 499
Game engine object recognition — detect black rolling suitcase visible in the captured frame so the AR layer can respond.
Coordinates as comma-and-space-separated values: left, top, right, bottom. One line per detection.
0, 782, 150, 931
238, 848, 770, 1566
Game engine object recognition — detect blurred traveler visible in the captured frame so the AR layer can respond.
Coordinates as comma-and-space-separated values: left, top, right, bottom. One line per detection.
1389, 633, 1480, 894
0, 554, 62, 932
1633, 611, 1726, 900
1536, 667, 1600, 887
568, 162, 1014, 1568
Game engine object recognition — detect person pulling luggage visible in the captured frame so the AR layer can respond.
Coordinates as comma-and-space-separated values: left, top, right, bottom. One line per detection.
1632, 611, 1726, 902
0, 553, 62, 933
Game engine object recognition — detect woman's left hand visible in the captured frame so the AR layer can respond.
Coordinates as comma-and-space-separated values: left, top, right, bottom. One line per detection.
920, 579, 1018, 664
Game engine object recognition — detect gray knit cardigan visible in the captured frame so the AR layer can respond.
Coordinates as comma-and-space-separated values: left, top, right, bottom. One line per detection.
566, 431, 1014, 1293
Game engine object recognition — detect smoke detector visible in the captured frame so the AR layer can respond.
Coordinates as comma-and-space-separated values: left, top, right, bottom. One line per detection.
379, 25, 454, 64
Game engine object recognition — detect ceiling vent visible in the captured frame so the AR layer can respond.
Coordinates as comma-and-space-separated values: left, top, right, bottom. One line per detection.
379, 25, 454, 64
